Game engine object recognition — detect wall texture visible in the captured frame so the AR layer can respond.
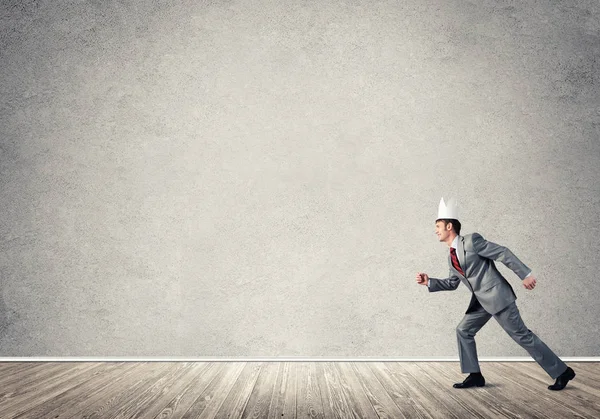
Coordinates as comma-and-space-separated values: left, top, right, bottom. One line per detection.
1, 0, 599, 357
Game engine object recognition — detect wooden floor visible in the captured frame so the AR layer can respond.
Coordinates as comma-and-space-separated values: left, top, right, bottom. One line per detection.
0, 362, 598, 418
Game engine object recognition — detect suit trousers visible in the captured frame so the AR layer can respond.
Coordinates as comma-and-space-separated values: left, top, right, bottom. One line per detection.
456, 298, 567, 379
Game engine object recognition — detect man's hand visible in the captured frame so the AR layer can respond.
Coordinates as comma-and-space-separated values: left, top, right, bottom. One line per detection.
416, 272, 429, 286
523, 276, 537, 290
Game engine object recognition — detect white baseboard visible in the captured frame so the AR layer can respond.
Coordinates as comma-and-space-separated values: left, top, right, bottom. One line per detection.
0, 357, 598, 362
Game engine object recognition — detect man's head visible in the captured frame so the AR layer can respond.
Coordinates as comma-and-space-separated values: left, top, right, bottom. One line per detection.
435, 218, 461, 245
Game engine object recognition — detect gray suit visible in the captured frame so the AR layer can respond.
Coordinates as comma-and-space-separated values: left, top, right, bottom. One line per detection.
428, 233, 567, 379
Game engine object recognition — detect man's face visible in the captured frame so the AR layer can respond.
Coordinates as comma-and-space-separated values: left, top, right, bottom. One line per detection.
435, 221, 452, 241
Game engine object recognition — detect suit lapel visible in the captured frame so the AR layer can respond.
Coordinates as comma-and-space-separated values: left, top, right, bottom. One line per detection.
447, 236, 471, 291
447, 236, 467, 279
448, 253, 466, 279
457, 236, 466, 274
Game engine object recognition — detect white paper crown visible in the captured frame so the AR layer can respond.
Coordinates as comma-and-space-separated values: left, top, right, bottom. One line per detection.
438, 197, 459, 219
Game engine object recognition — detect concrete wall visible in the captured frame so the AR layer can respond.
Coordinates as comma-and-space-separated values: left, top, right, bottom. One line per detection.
1, 0, 598, 356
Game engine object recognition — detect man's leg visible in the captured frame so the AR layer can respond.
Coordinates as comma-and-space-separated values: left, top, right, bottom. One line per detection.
456, 299, 493, 373
493, 302, 568, 379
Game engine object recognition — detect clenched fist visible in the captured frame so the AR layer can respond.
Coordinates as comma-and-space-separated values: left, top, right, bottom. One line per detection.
416, 272, 429, 286
523, 275, 537, 290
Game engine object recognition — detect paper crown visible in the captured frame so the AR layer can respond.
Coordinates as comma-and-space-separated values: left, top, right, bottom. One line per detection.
438, 197, 459, 219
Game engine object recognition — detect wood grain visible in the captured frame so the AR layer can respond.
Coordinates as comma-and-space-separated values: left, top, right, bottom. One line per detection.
0, 361, 597, 418
296, 361, 324, 418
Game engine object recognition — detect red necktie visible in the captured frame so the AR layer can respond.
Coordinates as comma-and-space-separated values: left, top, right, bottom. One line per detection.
450, 247, 465, 276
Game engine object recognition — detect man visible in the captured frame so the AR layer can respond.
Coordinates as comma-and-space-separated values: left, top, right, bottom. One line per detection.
416, 197, 575, 390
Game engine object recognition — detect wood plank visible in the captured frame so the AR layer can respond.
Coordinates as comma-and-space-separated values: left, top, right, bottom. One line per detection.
213, 362, 263, 419
0, 362, 68, 393
507, 361, 600, 404
73, 362, 175, 419
13, 362, 140, 419
153, 362, 223, 419
315, 361, 357, 418
386, 362, 461, 419
406, 362, 487, 418
106, 362, 197, 419
334, 362, 379, 419
180, 362, 246, 419
266, 362, 296, 419
126, 362, 212, 419
0, 362, 44, 377
0, 362, 102, 414
568, 363, 600, 387
587, 363, 600, 374
495, 362, 600, 416
240, 361, 279, 419
0, 362, 63, 405
366, 362, 430, 418
481, 362, 580, 418
296, 361, 324, 418
430, 362, 540, 418
381, 361, 455, 418
347, 362, 408, 419
414, 362, 527, 419
56, 362, 157, 419
0, 361, 597, 418
518, 361, 600, 393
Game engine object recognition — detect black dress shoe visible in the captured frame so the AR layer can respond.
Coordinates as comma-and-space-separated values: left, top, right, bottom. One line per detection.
453, 373, 485, 388
548, 367, 575, 391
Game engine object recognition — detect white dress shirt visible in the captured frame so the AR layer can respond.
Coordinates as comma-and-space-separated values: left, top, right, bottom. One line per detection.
428, 235, 532, 287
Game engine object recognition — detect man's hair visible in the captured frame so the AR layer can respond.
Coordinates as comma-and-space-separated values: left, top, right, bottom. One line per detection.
436, 218, 461, 235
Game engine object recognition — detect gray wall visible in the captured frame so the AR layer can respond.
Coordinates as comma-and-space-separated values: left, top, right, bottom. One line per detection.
1, 0, 599, 357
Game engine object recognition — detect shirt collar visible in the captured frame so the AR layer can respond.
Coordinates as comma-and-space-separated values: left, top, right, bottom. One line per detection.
451, 235, 460, 249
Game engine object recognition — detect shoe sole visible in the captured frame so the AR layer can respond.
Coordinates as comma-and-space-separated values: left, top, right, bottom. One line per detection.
453, 383, 485, 388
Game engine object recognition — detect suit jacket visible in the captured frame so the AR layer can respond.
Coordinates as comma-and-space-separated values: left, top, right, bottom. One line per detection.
428, 233, 531, 315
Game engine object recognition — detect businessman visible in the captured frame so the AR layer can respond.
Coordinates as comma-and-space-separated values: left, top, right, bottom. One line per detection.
416, 197, 575, 390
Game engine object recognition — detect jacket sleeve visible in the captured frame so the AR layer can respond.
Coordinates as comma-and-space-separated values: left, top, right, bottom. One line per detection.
428, 269, 461, 292
472, 233, 531, 280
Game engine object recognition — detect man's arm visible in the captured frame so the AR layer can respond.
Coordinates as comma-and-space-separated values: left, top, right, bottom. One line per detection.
472, 233, 532, 280
428, 269, 461, 292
